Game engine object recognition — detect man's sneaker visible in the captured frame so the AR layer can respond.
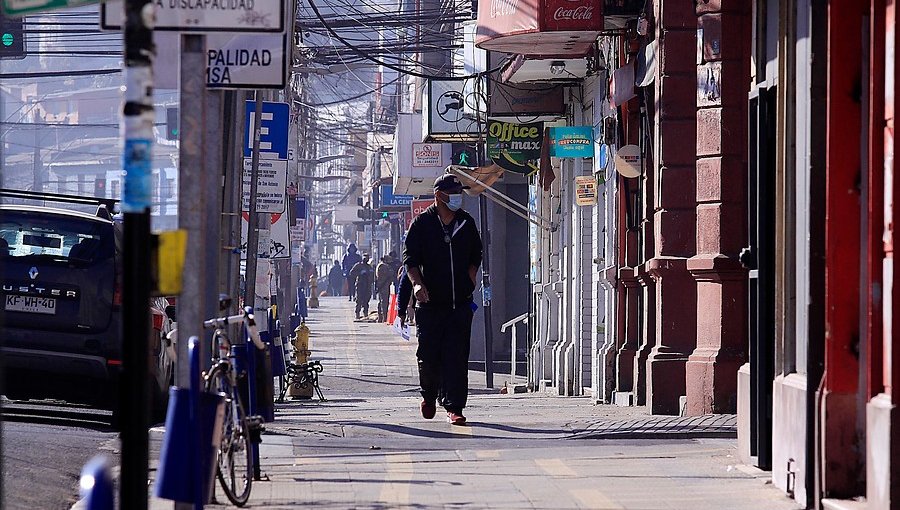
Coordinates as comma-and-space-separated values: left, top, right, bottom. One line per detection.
420, 400, 436, 419
447, 411, 466, 425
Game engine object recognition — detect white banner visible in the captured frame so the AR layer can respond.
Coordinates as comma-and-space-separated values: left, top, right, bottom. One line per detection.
101, 0, 284, 32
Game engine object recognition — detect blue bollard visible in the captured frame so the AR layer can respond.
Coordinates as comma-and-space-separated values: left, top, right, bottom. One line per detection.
79, 456, 114, 510
270, 320, 287, 377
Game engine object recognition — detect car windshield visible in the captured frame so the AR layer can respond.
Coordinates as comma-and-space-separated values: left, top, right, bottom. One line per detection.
0, 210, 113, 264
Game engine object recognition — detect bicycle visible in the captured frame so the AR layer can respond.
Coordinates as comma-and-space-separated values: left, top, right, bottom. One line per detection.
202, 306, 267, 507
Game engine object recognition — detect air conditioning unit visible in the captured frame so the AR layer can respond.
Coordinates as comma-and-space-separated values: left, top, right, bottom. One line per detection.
393, 113, 451, 196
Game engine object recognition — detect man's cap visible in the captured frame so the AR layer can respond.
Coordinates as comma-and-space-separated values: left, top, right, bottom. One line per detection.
433, 173, 469, 193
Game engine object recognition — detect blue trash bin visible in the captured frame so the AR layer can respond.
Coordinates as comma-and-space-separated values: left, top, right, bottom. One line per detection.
153, 387, 225, 504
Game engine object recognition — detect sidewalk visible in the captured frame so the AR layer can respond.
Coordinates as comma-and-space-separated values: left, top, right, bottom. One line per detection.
145, 297, 799, 510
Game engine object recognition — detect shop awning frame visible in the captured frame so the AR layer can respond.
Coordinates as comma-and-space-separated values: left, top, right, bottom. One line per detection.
451, 166, 557, 232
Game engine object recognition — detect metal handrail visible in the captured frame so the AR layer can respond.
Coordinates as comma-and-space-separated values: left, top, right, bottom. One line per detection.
501, 312, 530, 384
501, 312, 529, 332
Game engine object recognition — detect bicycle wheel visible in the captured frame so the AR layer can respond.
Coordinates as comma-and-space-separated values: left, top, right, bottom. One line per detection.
206, 364, 253, 506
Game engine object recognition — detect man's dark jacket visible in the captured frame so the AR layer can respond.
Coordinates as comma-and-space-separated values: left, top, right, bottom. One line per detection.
403, 205, 482, 309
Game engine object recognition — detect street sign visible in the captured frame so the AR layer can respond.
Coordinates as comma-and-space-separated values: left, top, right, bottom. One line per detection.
206, 33, 286, 89
379, 185, 413, 208
244, 100, 289, 159
3, 0, 94, 16
240, 212, 291, 260
101, 0, 284, 32
241, 158, 287, 213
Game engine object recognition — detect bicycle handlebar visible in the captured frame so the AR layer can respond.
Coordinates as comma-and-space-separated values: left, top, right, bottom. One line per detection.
202, 307, 266, 350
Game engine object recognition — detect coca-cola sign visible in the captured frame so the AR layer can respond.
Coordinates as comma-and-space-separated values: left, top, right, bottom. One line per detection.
542, 0, 601, 31
475, 0, 602, 55
553, 5, 594, 21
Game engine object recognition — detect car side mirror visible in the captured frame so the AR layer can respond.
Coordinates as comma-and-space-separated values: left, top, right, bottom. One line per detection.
164, 305, 177, 322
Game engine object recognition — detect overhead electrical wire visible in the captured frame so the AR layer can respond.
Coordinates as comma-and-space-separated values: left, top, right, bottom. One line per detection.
306, 0, 504, 80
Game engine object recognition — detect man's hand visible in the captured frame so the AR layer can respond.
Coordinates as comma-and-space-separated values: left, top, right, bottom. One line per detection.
413, 283, 430, 303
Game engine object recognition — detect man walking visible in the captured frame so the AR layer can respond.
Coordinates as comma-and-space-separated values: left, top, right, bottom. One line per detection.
375, 254, 395, 322
327, 259, 344, 296
342, 243, 362, 301
403, 174, 482, 425
349, 253, 374, 319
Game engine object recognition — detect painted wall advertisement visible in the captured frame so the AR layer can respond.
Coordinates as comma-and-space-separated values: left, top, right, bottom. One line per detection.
486, 120, 543, 174
549, 126, 594, 158
574, 175, 598, 206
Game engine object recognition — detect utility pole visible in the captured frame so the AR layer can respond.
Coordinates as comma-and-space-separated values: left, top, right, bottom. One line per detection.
477, 144, 494, 389
32, 125, 40, 192
242, 93, 265, 311
175, 34, 209, 389
220, 90, 244, 313
120, 0, 154, 505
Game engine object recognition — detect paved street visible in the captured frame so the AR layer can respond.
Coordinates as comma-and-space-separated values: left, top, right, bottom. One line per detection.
3, 420, 116, 510
138, 297, 800, 510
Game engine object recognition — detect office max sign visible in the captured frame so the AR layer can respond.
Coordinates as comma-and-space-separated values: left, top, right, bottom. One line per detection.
549, 126, 594, 158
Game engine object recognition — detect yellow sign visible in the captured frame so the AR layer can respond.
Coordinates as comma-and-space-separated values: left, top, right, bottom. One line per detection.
574, 175, 597, 206
155, 230, 187, 295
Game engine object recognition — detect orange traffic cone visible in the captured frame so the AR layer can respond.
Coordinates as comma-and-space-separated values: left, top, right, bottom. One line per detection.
386, 293, 398, 324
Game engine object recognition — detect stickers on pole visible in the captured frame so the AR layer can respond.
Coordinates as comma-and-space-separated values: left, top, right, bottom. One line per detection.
240, 212, 290, 260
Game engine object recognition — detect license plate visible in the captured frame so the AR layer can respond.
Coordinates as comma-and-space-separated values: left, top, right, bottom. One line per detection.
4, 295, 57, 315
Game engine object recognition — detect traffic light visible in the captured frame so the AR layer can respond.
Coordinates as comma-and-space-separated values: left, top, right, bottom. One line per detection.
94, 178, 107, 197
0, 14, 25, 60
166, 107, 179, 140
452, 143, 478, 167
357, 208, 373, 220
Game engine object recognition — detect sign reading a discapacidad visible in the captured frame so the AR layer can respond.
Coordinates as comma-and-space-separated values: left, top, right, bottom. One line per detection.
574, 175, 597, 206
206, 34, 286, 89
101, 0, 284, 32
549, 126, 594, 158
487, 120, 543, 174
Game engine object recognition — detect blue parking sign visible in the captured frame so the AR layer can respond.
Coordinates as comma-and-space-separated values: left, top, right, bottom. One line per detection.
244, 101, 290, 159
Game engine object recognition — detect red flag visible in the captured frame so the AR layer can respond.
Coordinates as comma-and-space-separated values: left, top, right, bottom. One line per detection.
539, 128, 555, 192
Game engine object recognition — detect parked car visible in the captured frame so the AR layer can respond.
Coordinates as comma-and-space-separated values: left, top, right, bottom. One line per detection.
0, 196, 173, 425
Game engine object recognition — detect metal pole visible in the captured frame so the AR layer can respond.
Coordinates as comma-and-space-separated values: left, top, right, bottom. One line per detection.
242, 92, 265, 310
174, 33, 208, 510
120, 0, 154, 503
203, 88, 224, 352
175, 34, 208, 388
479, 192, 494, 389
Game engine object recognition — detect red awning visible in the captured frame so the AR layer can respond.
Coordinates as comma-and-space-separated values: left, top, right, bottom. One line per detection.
476, 0, 603, 57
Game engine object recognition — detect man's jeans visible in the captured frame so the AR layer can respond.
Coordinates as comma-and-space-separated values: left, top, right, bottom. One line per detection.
415, 305, 473, 414
377, 289, 391, 322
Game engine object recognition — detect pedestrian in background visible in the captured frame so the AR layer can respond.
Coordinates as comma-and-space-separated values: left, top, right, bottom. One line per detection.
349, 253, 373, 319
403, 174, 482, 425
342, 243, 362, 301
375, 254, 395, 322
327, 259, 344, 296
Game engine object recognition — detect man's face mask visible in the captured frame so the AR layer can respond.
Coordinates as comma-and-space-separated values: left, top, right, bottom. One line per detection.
444, 193, 463, 211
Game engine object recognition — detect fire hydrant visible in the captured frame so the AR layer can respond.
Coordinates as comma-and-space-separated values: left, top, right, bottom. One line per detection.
308, 275, 320, 309
289, 320, 314, 398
